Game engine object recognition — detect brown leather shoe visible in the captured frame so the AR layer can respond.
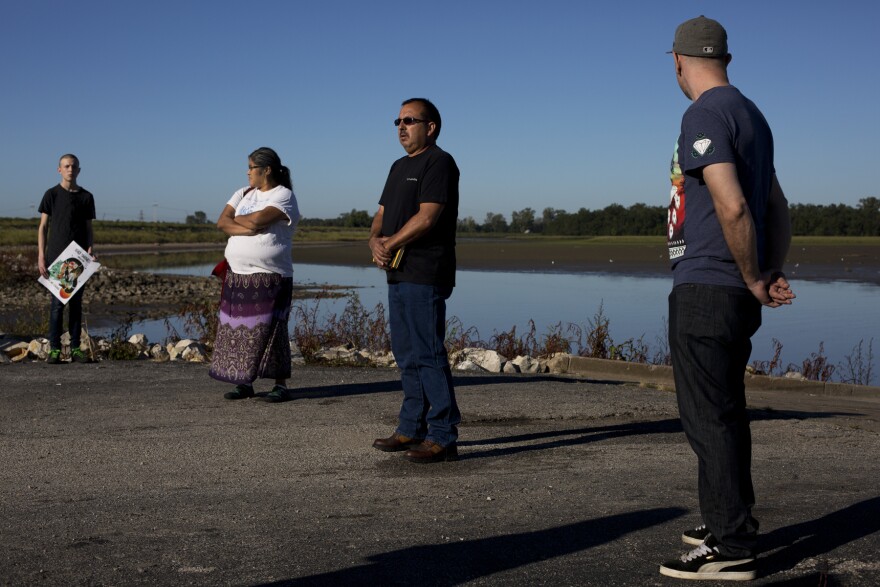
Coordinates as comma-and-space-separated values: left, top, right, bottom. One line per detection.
372, 432, 425, 452
404, 440, 458, 463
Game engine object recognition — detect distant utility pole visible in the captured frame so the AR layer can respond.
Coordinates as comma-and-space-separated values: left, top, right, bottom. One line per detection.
139, 210, 144, 222
152, 203, 158, 223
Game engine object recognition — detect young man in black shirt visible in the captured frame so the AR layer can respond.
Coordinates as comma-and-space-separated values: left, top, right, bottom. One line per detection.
37, 154, 96, 364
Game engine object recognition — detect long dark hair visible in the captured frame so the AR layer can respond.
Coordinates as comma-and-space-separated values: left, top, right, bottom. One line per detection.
249, 147, 293, 190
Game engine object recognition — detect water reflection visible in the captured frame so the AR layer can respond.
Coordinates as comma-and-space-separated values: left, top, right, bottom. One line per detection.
97, 259, 879, 372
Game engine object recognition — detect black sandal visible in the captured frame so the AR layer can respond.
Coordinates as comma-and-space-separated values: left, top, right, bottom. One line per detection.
223, 384, 255, 400
261, 385, 290, 403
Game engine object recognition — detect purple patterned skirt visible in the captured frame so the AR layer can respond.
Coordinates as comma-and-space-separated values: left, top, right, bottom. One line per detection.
209, 271, 293, 385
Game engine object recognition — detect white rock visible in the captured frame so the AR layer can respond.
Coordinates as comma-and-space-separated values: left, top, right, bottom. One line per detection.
502, 361, 519, 373
454, 359, 484, 372
181, 342, 208, 362
128, 333, 149, 350
27, 338, 50, 360
512, 355, 541, 374
149, 344, 170, 362
544, 353, 571, 374
783, 371, 807, 381
174, 339, 196, 351
4, 341, 30, 362
370, 351, 397, 368
465, 349, 508, 373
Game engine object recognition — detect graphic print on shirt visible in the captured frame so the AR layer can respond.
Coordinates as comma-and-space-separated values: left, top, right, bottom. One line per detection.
237, 193, 260, 216
668, 140, 686, 260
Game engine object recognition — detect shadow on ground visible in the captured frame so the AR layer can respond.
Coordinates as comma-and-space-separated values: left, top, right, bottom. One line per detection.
759, 496, 880, 585
254, 507, 686, 587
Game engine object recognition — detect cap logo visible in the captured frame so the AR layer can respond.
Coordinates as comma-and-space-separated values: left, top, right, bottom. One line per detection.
702, 46, 715, 54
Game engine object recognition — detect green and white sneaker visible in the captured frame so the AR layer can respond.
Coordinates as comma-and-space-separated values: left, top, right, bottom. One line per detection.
660, 538, 756, 581
70, 348, 91, 363
46, 349, 63, 364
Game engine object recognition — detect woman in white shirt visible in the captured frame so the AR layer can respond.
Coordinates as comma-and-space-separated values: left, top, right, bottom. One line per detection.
209, 147, 301, 401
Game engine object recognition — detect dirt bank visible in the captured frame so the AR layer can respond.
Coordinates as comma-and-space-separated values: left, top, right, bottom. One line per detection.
294, 239, 880, 284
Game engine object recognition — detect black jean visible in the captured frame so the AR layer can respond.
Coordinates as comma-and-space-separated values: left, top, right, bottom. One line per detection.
669, 283, 762, 558
48, 287, 85, 351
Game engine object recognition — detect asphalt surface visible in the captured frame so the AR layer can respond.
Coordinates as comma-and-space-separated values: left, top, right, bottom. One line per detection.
1, 361, 879, 586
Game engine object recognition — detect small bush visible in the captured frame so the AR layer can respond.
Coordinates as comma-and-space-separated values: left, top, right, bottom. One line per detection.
580, 302, 613, 359
106, 314, 141, 360
752, 338, 785, 376
291, 291, 390, 363
445, 316, 482, 357
838, 338, 875, 386
801, 342, 835, 381
490, 321, 538, 359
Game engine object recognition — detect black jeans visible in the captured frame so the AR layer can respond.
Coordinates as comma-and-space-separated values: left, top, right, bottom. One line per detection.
48, 288, 85, 351
669, 283, 762, 558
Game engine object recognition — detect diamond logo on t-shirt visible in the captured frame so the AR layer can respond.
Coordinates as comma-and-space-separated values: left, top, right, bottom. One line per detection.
691, 134, 714, 158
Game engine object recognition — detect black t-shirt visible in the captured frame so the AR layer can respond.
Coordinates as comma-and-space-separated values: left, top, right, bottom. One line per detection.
38, 185, 96, 260
379, 145, 459, 287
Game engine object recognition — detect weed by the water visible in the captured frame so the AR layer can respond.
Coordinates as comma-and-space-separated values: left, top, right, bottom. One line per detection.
171, 299, 220, 347
490, 321, 538, 359
292, 292, 390, 362
580, 302, 613, 359
800, 342, 835, 381
107, 314, 140, 360
444, 316, 482, 357
838, 338, 875, 386
752, 338, 786, 376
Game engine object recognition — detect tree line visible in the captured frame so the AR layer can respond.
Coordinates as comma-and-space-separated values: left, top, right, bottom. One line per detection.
297, 198, 880, 237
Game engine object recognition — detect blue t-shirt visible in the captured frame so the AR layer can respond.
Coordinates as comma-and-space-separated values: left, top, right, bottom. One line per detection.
667, 85, 775, 287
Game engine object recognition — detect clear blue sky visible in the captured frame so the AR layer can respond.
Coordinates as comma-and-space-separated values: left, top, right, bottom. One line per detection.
2, 0, 877, 223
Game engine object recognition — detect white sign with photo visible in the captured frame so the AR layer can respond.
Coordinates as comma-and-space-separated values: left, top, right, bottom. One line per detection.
38, 241, 100, 304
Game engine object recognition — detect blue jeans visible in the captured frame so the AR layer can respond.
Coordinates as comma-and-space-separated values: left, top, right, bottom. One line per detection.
669, 283, 762, 558
388, 282, 460, 446
48, 288, 85, 350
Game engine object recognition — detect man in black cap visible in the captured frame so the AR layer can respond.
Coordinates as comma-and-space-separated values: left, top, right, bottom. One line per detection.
660, 16, 795, 581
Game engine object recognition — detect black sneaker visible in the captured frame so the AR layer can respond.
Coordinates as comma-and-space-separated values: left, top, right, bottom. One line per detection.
224, 384, 255, 400
260, 385, 290, 403
660, 538, 756, 581
46, 349, 63, 364
70, 348, 91, 364
682, 524, 711, 546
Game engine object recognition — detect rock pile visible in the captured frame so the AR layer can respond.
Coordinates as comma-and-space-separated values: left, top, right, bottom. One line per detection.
1, 333, 574, 374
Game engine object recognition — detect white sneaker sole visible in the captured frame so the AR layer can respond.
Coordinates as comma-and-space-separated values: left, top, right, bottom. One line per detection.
659, 563, 756, 581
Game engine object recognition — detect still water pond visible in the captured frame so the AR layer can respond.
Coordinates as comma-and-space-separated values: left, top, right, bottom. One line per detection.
124, 262, 878, 371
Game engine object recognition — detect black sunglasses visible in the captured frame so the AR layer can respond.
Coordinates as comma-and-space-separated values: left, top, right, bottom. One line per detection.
393, 117, 429, 127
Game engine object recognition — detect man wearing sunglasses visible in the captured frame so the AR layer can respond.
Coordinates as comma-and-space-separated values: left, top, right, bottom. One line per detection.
369, 98, 461, 464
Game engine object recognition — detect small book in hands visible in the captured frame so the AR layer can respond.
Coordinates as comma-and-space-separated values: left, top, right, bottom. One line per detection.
372, 247, 405, 269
